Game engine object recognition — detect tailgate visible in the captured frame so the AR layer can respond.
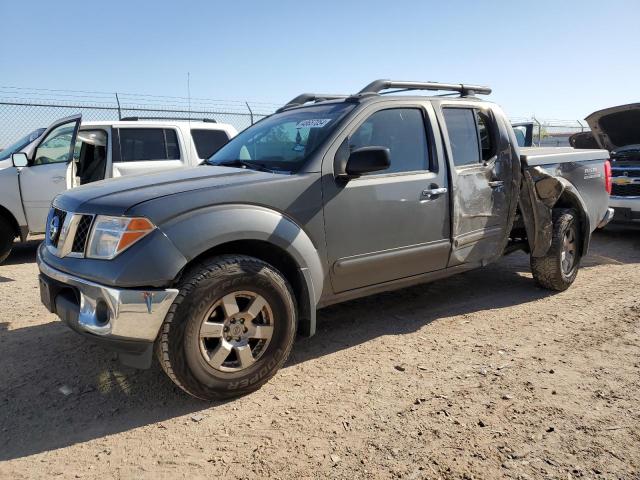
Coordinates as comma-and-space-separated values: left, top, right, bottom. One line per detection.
520, 147, 609, 167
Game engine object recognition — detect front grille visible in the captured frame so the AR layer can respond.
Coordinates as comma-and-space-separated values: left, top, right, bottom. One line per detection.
611, 168, 640, 178
612, 184, 640, 197
50, 209, 67, 247
71, 215, 94, 254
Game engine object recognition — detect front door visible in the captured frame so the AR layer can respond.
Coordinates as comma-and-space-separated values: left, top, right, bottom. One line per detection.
439, 106, 512, 265
19, 115, 81, 233
322, 104, 451, 293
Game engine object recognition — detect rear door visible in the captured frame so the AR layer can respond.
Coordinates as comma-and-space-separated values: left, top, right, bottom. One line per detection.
322, 102, 451, 293
111, 127, 185, 177
18, 115, 81, 233
438, 105, 512, 265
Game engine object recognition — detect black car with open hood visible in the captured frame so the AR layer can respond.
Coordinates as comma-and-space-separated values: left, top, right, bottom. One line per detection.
577, 103, 640, 222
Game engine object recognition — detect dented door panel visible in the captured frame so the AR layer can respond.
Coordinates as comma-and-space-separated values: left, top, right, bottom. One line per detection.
437, 104, 518, 267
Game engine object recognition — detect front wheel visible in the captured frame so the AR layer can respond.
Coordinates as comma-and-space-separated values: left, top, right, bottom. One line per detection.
156, 255, 297, 401
0, 216, 15, 264
530, 208, 581, 291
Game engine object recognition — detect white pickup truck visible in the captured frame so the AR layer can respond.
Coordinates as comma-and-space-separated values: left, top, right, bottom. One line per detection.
0, 116, 237, 262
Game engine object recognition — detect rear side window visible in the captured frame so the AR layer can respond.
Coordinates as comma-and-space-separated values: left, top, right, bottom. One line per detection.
118, 128, 180, 162
443, 108, 496, 166
476, 111, 495, 161
442, 108, 480, 167
191, 129, 230, 159
349, 108, 429, 174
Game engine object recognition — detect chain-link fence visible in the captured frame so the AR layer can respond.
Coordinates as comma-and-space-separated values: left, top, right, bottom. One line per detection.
0, 86, 593, 151
0, 87, 279, 149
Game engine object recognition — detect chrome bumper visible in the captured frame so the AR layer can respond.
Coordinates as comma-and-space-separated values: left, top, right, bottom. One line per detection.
37, 251, 178, 342
609, 196, 640, 211
597, 207, 615, 228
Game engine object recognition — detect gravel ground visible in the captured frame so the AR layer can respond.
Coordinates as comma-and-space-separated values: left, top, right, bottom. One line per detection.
0, 226, 639, 479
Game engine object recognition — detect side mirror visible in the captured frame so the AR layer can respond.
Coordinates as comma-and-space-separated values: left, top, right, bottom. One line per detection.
12, 152, 29, 168
342, 146, 390, 179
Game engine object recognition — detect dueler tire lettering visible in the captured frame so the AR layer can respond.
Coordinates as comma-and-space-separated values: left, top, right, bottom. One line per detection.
155, 255, 297, 401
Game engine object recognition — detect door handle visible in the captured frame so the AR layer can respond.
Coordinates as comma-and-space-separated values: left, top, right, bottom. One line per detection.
421, 187, 448, 198
488, 180, 504, 188
52, 176, 65, 183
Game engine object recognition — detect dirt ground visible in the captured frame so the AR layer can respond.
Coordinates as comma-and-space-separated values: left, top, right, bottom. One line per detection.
0, 226, 638, 480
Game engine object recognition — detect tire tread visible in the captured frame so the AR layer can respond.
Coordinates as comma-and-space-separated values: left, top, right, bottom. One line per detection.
155, 254, 296, 400
530, 208, 580, 291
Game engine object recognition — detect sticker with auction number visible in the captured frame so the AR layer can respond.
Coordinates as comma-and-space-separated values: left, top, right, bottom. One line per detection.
296, 119, 332, 129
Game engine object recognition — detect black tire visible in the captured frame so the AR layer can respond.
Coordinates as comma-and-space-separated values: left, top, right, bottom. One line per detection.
530, 208, 581, 291
0, 216, 15, 264
156, 255, 297, 401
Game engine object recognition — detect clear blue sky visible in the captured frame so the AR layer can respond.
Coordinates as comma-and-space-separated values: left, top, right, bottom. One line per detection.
1, 0, 639, 119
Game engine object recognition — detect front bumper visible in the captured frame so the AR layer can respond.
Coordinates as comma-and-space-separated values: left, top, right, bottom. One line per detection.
609, 196, 640, 222
37, 249, 179, 366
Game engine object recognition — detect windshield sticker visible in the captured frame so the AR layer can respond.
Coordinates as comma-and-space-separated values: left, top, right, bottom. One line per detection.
292, 144, 305, 152
296, 119, 332, 129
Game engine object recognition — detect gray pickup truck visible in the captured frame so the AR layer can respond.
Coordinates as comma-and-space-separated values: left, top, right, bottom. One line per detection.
37, 79, 614, 400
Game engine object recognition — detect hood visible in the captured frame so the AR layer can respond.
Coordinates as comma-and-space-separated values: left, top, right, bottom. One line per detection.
0, 159, 13, 170
568, 131, 600, 150
54, 165, 277, 216
585, 103, 640, 151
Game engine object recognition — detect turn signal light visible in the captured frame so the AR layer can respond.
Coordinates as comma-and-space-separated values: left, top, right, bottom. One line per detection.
118, 218, 155, 252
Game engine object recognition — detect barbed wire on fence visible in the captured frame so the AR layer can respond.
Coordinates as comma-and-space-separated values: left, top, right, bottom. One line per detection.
0, 86, 592, 149
0, 86, 282, 147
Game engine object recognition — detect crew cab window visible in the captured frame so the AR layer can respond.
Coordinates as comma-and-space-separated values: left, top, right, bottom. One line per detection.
443, 108, 496, 166
191, 129, 230, 158
442, 108, 480, 167
118, 128, 180, 161
349, 108, 429, 174
476, 111, 495, 161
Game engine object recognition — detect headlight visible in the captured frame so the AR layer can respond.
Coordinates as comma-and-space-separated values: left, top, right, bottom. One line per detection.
86, 216, 155, 259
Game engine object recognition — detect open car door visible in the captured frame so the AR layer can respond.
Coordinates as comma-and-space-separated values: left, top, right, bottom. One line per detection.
18, 115, 81, 233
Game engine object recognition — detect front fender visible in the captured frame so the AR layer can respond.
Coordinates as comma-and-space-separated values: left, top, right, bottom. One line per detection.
161, 204, 325, 310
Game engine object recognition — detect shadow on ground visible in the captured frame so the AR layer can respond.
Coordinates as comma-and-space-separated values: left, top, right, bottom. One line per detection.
2, 238, 42, 266
0, 227, 637, 461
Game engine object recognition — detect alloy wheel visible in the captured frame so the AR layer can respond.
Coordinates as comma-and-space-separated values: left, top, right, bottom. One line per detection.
198, 290, 274, 372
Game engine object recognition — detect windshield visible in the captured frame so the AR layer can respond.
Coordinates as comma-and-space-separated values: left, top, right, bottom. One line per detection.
0, 128, 46, 160
207, 102, 355, 172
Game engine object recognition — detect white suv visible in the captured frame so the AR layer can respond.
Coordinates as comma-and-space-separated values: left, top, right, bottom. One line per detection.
0, 115, 237, 262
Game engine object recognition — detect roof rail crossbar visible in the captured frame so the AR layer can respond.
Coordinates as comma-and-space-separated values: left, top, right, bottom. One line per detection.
276, 93, 347, 113
358, 79, 492, 97
120, 116, 217, 123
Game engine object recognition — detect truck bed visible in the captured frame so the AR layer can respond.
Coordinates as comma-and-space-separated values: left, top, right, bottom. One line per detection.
520, 147, 609, 167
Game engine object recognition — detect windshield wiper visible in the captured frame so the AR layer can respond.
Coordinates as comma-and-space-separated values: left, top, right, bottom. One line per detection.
209, 159, 284, 173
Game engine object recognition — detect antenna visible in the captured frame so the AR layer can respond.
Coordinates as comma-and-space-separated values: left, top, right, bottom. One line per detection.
187, 72, 195, 159
187, 72, 191, 121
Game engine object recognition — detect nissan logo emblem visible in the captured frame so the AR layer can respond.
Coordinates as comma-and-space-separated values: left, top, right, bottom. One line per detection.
49, 215, 60, 242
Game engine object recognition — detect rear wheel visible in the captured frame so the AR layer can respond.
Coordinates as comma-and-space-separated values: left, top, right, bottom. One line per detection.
0, 216, 15, 264
530, 208, 581, 291
156, 255, 297, 401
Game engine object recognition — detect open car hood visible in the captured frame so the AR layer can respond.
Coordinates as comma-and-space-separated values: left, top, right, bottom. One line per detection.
585, 103, 640, 151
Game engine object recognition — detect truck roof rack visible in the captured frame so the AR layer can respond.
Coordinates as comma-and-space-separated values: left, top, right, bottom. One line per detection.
357, 79, 491, 97
276, 79, 492, 114
276, 94, 348, 113
119, 116, 217, 123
